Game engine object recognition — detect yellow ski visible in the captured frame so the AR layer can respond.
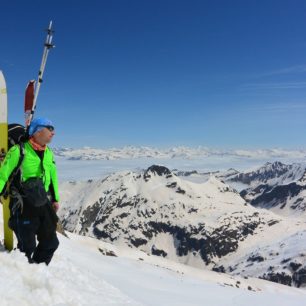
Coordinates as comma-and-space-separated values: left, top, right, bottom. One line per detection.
0, 70, 13, 251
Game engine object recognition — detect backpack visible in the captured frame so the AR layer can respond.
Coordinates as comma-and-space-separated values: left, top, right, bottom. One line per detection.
1, 124, 27, 200
8, 123, 27, 148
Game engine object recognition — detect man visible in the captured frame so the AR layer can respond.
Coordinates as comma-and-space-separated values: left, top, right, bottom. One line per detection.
0, 117, 59, 265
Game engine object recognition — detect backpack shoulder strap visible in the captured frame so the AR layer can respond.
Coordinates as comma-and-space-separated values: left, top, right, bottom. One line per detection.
7, 143, 25, 187
15, 142, 25, 171
2, 143, 25, 198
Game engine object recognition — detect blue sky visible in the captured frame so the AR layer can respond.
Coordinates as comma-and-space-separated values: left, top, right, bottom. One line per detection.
1, 0, 306, 149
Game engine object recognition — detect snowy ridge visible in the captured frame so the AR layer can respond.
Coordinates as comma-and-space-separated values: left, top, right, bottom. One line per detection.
59, 165, 306, 287
53, 146, 306, 160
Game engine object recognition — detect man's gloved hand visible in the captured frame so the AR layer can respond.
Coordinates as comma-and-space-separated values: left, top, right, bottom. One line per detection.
52, 202, 59, 212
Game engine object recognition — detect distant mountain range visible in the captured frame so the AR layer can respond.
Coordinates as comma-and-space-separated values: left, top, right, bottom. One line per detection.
53, 146, 306, 160
176, 161, 306, 217
59, 163, 306, 288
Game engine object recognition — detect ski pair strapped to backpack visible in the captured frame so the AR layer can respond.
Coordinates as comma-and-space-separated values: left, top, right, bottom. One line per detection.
0, 22, 55, 251
25, 21, 55, 128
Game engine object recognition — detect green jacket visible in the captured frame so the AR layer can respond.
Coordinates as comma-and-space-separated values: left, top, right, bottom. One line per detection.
0, 142, 59, 202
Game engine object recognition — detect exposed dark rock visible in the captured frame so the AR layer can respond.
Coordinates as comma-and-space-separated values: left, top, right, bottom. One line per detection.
79, 201, 103, 235
239, 189, 248, 198
188, 208, 198, 214
98, 248, 117, 257
291, 198, 306, 210
281, 258, 291, 264
130, 238, 148, 247
261, 272, 292, 286
251, 183, 304, 208
289, 262, 302, 272
176, 187, 186, 194
93, 226, 113, 241
293, 267, 306, 287
145, 220, 260, 264
166, 182, 177, 188
144, 165, 172, 181
118, 212, 130, 219
152, 245, 167, 257
240, 221, 258, 235
212, 265, 225, 273
267, 220, 279, 226
247, 255, 265, 263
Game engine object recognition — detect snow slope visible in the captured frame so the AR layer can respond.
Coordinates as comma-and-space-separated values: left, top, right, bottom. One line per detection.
1, 228, 306, 306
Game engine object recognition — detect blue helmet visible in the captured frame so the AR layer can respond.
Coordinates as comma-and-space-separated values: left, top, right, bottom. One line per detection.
29, 117, 54, 136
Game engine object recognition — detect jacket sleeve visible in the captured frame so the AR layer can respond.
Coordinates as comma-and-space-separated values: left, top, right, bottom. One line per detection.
0, 145, 20, 195
50, 151, 60, 202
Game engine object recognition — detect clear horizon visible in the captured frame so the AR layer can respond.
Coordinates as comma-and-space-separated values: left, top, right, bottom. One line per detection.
1, 0, 306, 149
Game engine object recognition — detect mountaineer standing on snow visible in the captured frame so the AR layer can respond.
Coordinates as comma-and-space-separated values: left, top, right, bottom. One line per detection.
0, 117, 59, 265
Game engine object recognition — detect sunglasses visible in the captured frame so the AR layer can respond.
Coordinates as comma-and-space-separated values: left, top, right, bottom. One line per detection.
39, 125, 55, 132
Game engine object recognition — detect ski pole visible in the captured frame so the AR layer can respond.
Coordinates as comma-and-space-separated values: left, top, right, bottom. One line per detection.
25, 21, 55, 127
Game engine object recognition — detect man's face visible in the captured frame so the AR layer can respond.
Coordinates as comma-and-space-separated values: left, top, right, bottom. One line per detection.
33, 126, 55, 145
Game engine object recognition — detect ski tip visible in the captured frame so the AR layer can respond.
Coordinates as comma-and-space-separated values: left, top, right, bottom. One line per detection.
25, 80, 35, 90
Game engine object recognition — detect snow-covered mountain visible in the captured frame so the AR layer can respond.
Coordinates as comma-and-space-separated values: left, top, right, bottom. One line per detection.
59, 165, 306, 287
53, 146, 306, 161
230, 162, 306, 217
230, 161, 306, 187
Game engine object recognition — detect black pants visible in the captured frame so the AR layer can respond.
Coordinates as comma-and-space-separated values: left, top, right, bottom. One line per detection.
9, 203, 59, 265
